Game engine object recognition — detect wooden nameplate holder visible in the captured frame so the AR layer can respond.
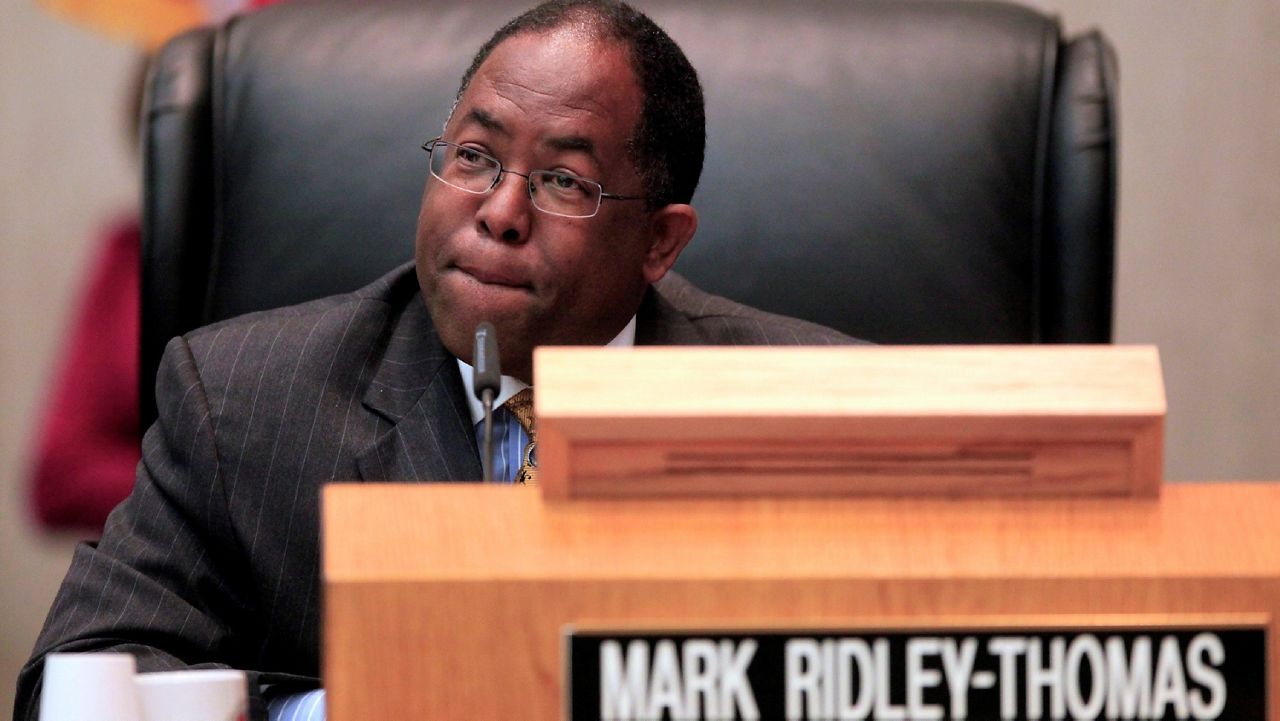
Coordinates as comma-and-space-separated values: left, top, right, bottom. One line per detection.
535, 346, 1165, 498
321, 346, 1280, 720
324, 484, 1280, 720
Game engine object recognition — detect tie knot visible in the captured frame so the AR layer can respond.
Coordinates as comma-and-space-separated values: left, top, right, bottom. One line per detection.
504, 388, 535, 441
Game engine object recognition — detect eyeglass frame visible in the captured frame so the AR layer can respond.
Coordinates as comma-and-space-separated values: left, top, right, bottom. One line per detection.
421, 137, 650, 219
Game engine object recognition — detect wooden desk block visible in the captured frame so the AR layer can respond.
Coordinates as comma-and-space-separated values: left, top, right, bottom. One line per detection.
534, 346, 1166, 499
323, 483, 1280, 721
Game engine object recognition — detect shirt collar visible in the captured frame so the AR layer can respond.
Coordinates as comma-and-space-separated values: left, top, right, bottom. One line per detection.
457, 315, 637, 425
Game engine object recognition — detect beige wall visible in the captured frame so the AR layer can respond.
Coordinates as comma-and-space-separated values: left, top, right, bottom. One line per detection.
1, 0, 140, 716
1022, 0, 1280, 480
2, 0, 1278, 717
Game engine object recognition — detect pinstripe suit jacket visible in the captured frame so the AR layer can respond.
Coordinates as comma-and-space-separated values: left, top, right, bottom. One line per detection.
15, 263, 854, 721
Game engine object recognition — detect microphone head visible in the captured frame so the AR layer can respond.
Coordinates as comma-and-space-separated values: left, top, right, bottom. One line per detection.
472, 322, 501, 399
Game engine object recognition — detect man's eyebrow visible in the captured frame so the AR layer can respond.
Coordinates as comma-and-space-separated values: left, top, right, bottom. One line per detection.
459, 111, 598, 159
540, 137, 599, 169
462, 108, 507, 135
545, 135, 597, 159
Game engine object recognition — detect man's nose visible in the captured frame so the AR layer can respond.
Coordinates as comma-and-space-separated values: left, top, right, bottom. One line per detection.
475, 171, 533, 244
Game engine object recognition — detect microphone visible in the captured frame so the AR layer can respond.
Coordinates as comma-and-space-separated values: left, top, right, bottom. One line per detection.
472, 322, 501, 483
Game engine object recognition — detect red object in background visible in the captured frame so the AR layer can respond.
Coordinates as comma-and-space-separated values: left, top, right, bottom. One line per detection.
27, 0, 287, 533
30, 217, 142, 532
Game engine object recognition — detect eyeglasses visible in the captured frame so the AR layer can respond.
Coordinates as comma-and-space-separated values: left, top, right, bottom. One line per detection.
422, 138, 649, 219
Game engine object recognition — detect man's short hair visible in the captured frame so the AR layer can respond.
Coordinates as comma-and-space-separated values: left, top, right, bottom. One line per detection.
454, 0, 705, 209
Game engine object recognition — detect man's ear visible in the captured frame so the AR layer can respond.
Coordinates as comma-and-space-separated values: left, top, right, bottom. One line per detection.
641, 203, 698, 284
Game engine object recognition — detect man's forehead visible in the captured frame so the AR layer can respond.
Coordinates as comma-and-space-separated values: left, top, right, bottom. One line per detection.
455, 28, 642, 135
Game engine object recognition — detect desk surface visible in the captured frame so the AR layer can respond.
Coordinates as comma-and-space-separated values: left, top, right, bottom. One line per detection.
324, 481, 1280, 721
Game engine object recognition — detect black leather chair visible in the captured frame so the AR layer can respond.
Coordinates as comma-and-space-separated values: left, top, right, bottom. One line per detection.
141, 0, 1117, 428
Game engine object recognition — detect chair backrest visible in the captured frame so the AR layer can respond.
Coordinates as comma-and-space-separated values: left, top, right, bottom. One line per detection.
141, 0, 1117, 427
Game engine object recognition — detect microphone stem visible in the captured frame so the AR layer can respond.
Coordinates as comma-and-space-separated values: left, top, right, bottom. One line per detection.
481, 388, 495, 483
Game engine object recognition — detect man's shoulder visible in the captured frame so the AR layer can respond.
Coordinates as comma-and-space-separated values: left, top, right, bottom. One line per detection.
168, 262, 423, 401
646, 272, 865, 346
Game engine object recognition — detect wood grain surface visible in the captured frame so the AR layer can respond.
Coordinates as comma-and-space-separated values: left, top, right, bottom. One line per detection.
324, 482, 1280, 721
534, 346, 1166, 498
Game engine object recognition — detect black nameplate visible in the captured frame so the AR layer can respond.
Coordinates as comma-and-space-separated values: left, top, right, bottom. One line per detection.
565, 626, 1265, 720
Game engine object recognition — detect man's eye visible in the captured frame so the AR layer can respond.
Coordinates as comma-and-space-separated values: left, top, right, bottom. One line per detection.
454, 147, 490, 166
541, 172, 587, 195
550, 173, 578, 190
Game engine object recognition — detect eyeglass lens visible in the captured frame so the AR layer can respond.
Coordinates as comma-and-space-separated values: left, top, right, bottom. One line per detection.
427, 141, 602, 218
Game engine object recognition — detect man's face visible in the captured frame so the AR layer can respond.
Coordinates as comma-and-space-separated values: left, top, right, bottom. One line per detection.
416, 28, 664, 383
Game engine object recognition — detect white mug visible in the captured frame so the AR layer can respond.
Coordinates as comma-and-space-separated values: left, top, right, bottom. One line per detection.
135, 670, 248, 721
39, 653, 142, 721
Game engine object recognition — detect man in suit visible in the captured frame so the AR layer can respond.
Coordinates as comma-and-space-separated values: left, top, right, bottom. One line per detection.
14, 1, 851, 719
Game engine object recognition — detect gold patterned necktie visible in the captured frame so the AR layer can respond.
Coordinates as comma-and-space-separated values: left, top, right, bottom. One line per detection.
504, 388, 537, 485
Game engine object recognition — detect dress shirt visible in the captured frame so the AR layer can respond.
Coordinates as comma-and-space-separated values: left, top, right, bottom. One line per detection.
455, 315, 637, 425
457, 317, 636, 482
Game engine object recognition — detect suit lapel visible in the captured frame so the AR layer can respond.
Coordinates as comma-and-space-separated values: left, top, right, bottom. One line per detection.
355, 298, 482, 483
355, 274, 703, 483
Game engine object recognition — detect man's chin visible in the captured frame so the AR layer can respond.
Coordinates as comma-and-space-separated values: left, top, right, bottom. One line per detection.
425, 292, 536, 368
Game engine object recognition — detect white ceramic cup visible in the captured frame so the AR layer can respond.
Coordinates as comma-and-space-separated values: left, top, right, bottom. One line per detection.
39, 652, 142, 721
135, 670, 248, 721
